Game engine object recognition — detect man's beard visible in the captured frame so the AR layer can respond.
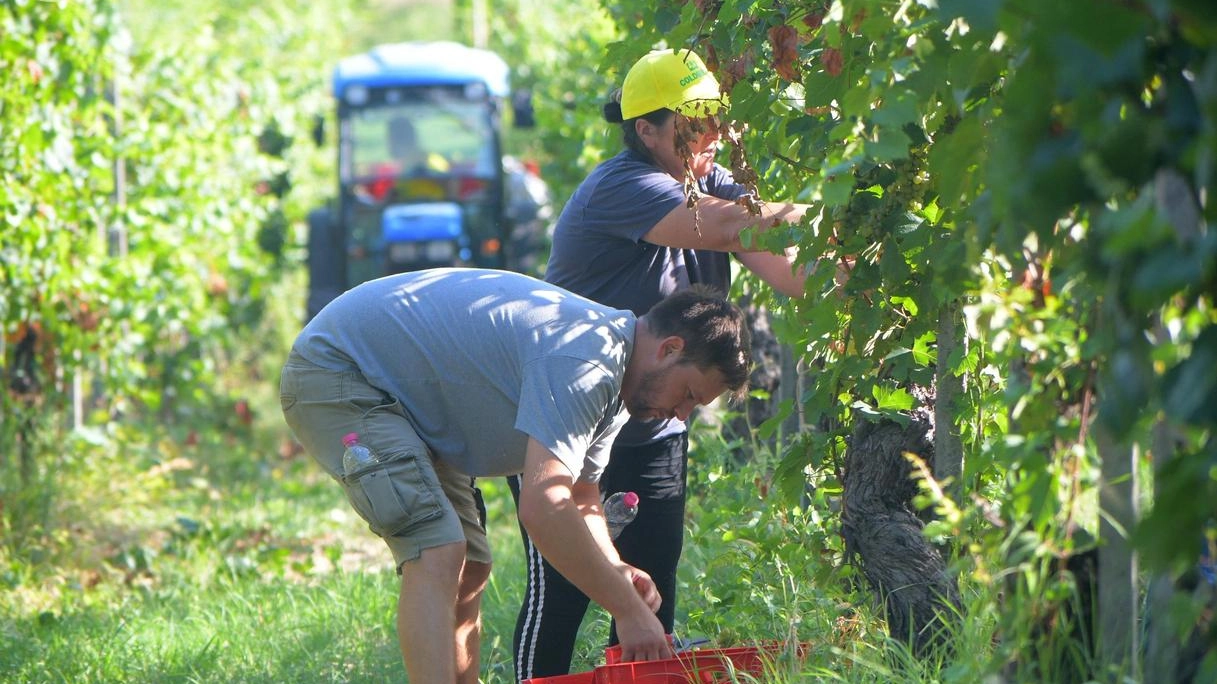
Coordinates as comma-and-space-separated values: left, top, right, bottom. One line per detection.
624, 363, 674, 421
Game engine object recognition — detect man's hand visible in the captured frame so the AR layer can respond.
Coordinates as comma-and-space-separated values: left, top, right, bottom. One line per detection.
614, 609, 673, 663
623, 566, 661, 613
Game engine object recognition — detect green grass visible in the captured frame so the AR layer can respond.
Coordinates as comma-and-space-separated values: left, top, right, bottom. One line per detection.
0, 421, 527, 683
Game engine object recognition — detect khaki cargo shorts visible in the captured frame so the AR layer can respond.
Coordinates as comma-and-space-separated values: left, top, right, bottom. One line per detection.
279, 350, 491, 570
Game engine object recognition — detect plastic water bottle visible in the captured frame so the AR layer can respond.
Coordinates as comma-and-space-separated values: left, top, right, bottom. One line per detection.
341, 432, 376, 475
604, 491, 640, 539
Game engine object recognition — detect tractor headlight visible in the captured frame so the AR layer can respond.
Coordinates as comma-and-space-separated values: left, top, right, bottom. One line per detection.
388, 242, 419, 262
425, 241, 456, 262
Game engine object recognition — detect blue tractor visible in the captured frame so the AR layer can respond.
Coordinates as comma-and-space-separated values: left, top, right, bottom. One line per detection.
306, 41, 549, 318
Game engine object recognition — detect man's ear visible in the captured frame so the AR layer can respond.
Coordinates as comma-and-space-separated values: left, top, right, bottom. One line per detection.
658, 335, 685, 360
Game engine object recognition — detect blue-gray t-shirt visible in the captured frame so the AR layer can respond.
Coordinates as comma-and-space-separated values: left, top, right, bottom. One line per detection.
544, 149, 747, 445
290, 268, 634, 481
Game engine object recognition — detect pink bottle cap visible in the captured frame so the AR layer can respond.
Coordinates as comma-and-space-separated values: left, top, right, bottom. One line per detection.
342, 432, 359, 447
623, 491, 640, 507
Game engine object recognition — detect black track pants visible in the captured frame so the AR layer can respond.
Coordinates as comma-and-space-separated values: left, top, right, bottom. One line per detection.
509, 432, 689, 682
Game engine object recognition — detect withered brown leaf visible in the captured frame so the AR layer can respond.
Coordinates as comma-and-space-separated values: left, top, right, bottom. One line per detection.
822, 47, 844, 77
768, 24, 801, 82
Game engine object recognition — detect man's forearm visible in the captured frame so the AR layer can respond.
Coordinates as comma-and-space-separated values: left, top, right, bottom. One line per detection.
517, 440, 653, 621
571, 479, 623, 564
520, 489, 650, 619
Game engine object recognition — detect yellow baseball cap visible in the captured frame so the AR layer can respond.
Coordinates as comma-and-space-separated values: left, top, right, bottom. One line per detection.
620, 49, 725, 120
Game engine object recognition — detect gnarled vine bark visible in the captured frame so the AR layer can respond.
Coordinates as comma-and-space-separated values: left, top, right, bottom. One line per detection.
841, 387, 961, 655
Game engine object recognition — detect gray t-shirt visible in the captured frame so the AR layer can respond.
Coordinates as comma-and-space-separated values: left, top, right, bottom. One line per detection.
544, 149, 747, 445
291, 268, 634, 481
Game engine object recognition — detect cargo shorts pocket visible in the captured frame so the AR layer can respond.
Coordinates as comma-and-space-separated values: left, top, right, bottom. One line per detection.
342, 450, 445, 538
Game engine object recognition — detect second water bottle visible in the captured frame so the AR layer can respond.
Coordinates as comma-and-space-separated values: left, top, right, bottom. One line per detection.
604, 491, 640, 539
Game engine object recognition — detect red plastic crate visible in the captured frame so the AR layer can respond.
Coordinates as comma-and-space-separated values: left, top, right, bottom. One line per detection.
596, 642, 798, 676
596, 644, 801, 684
593, 652, 750, 683
521, 672, 595, 684
604, 640, 804, 666
527, 640, 806, 684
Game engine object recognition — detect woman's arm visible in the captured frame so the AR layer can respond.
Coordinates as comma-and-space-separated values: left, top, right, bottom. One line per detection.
734, 250, 806, 298
642, 196, 812, 252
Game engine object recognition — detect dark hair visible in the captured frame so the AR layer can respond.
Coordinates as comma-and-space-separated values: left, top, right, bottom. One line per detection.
641, 285, 752, 401
603, 89, 673, 162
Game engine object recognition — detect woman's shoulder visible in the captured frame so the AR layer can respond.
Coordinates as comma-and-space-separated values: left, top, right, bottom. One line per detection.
589, 150, 679, 191
597, 149, 673, 176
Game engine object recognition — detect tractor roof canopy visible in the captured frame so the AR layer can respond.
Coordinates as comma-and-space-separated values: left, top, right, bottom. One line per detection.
333, 41, 511, 101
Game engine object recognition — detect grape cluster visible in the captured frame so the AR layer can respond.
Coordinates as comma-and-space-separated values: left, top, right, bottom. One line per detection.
891, 149, 930, 208
835, 147, 929, 240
